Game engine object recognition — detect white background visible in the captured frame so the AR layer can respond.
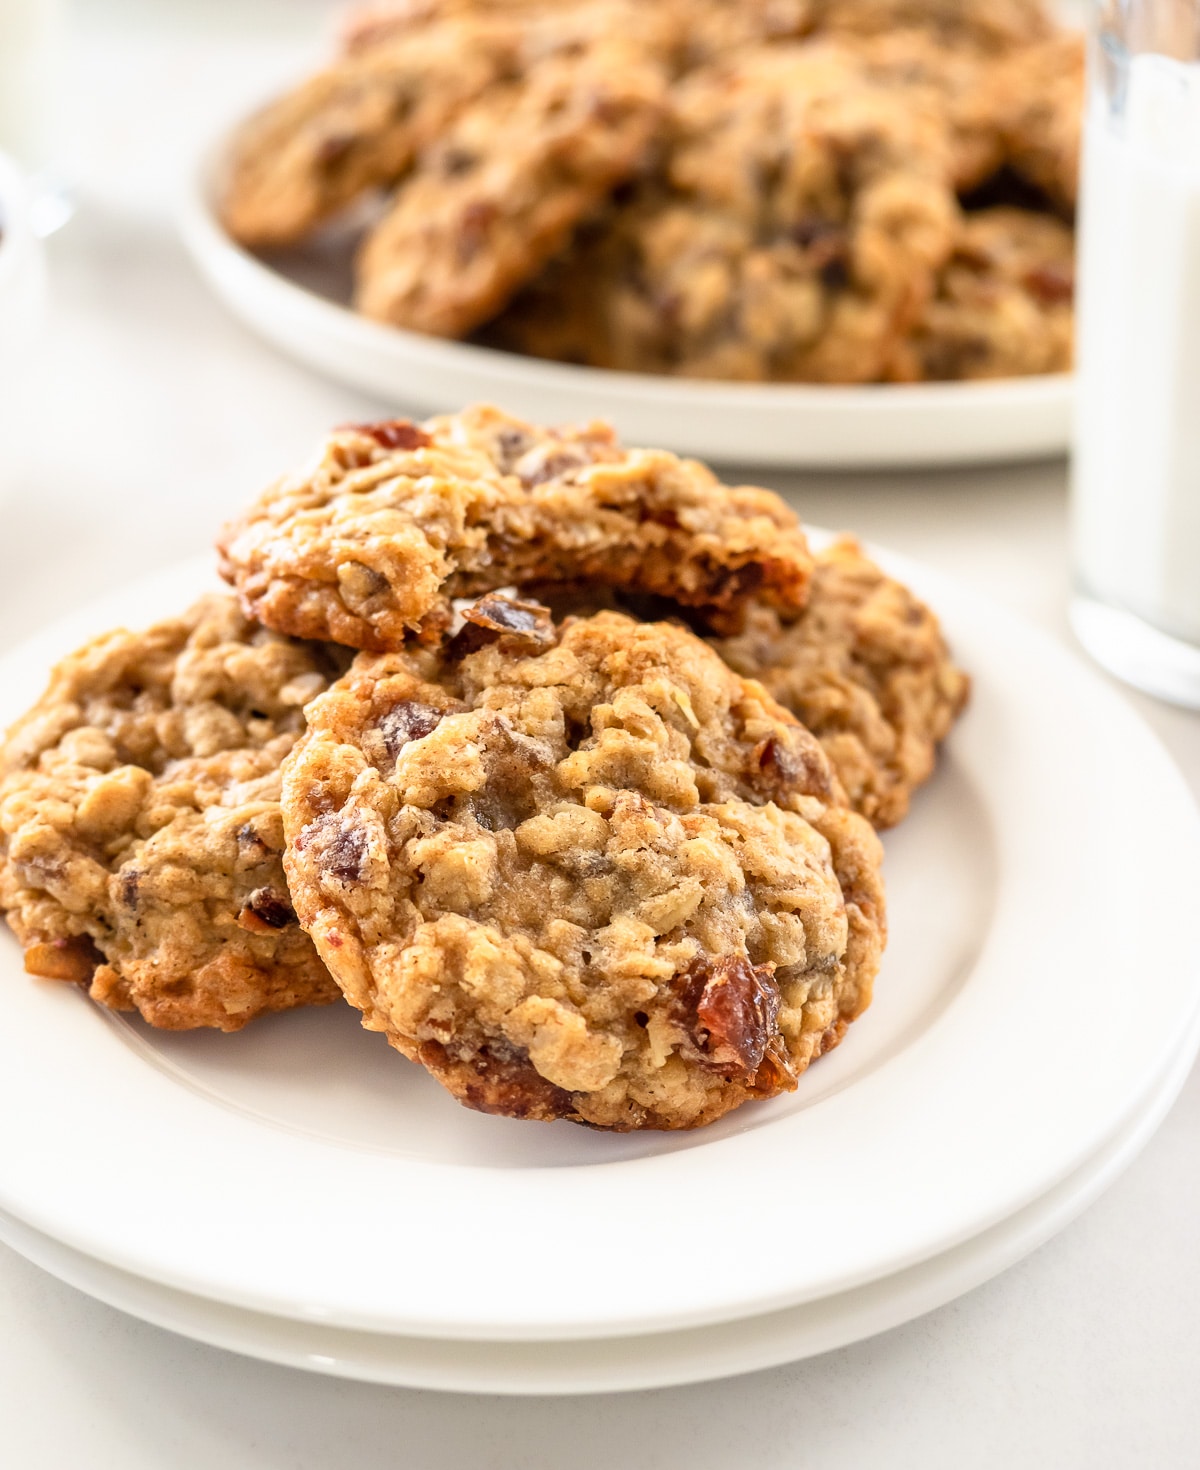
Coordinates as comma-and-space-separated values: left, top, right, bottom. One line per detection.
1, 2, 1198, 1465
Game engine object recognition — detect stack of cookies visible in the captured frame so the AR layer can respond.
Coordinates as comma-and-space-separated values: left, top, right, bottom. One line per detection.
0, 406, 967, 1130
220, 0, 1081, 383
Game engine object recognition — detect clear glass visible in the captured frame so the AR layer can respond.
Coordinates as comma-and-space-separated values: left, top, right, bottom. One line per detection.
0, 0, 72, 235
1070, 0, 1200, 706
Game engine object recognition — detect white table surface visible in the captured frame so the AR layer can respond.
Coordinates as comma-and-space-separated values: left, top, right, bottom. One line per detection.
1, 3, 1198, 1465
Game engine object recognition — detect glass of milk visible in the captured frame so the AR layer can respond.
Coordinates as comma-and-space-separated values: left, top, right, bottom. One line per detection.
1071, 0, 1200, 707
0, 0, 71, 234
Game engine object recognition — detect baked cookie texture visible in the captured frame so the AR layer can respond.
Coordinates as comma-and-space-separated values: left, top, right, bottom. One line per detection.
219, 13, 523, 248
354, 44, 668, 336
216, 406, 813, 650
711, 538, 969, 828
282, 606, 886, 1130
0, 596, 346, 1030
483, 42, 961, 383
889, 206, 1074, 382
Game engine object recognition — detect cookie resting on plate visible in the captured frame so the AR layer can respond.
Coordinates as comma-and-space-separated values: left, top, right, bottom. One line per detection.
281, 603, 885, 1130
216, 405, 813, 650
0, 596, 346, 1030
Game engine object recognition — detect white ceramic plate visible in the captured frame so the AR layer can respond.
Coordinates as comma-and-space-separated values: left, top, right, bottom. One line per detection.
1, 548, 1197, 1344
179, 142, 1072, 470
3, 1001, 1195, 1397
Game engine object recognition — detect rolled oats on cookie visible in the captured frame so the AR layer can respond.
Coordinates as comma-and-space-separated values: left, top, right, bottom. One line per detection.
282, 604, 885, 1130
0, 596, 348, 1030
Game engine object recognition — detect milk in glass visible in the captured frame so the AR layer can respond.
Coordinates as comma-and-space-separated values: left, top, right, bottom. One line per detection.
1071, 0, 1200, 705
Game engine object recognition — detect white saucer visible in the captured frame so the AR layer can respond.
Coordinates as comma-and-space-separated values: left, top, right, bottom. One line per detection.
180, 141, 1072, 471
3, 999, 1195, 1396
1, 546, 1197, 1346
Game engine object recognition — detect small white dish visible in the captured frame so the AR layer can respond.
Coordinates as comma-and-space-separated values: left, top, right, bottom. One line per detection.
179, 139, 1073, 470
0, 150, 47, 392
2, 1000, 1194, 1396
1, 546, 1196, 1346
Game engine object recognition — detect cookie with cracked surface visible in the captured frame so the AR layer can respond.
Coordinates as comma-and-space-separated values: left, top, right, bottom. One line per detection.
889, 207, 1074, 382
0, 596, 349, 1030
482, 43, 959, 383
710, 538, 969, 828
354, 45, 667, 337
282, 604, 885, 1130
216, 405, 813, 650
219, 13, 522, 249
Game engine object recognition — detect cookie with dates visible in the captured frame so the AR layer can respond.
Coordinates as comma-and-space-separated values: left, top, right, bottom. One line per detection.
281, 603, 885, 1130
216, 405, 813, 651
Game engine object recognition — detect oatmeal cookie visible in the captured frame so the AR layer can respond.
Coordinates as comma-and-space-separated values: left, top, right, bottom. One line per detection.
889, 207, 1074, 382
354, 46, 667, 337
282, 605, 885, 1130
0, 596, 347, 1030
219, 14, 522, 249
711, 538, 969, 828
483, 43, 959, 382
216, 406, 813, 650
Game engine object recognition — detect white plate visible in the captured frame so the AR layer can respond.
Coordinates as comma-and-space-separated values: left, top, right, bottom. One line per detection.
1, 549, 1198, 1343
3, 1000, 1195, 1397
179, 142, 1072, 470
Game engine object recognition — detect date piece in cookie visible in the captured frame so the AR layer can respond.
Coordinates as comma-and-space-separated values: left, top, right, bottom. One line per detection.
354, 45, 667, 337
711, 538, 969, 828
219, 14, 522, 248
889, 207, 1074, 382
216, 405, 813, 650
0, 596, 347, 1030
484, 43, 960, 383
282, 606, 885, 1131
